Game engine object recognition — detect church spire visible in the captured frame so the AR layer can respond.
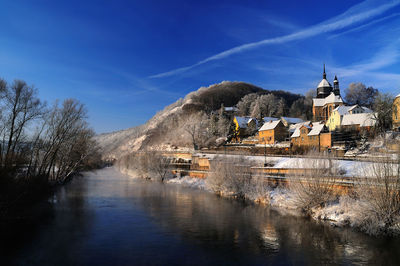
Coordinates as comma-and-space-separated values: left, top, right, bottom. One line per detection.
323, 64, 326, 79
333, 75, 340, 95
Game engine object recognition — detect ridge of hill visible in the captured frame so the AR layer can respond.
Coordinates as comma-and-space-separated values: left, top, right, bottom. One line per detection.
95, 81, 303, 160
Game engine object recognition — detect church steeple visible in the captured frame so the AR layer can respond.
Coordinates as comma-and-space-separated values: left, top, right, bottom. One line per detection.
333, 75, 340, 95
316, 64, 333, 98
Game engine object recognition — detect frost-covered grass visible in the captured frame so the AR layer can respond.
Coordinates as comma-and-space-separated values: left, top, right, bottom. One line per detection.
167, 176, 207, 190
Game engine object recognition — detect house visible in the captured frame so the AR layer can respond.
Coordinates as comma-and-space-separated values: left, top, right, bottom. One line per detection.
258, 120, 287, 144
211, 106, 238, 116
291, 122, 331, 151
326, 105, 373, 131
262, 117, 279, 124
233, 116, 257, 142
280, 117, 304, 127
288, 121, 312, 141
393, 94, 400, 130
291, 125, 312, 147
312, 65, 344, 121
224, 106, 238, 113
341, 113, 377, 132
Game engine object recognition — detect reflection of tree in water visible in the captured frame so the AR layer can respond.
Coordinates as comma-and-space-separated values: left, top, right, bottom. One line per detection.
133, 182, 400, 265
9, 175, 95, 265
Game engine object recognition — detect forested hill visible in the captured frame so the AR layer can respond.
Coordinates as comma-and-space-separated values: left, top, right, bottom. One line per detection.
95, 81, 305, 159
183, 81, 302, 113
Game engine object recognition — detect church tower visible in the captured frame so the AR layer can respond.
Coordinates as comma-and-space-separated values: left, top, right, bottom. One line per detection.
316, 64, 333, 98
333, 75, 340, 96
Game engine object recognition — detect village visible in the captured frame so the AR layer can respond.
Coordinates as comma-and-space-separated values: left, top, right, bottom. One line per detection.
220, 66, 400, 157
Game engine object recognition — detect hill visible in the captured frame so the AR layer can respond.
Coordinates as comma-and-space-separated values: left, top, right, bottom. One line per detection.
95, 81, 303, 160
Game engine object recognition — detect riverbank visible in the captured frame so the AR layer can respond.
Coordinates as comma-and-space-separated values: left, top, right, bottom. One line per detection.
7, 167, 400, 265
118, 166, 400, 236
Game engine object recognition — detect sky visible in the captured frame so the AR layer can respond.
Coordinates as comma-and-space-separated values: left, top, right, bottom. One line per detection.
1, 0, 400, 133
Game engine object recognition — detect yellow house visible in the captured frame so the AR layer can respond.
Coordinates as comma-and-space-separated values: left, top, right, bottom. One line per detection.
233, 116, 257, 142
326, 105, 373, 131
258, 120, 287, 144
393, 94, 400, 130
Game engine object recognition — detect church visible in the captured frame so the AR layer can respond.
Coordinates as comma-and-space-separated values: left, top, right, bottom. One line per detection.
312, 65, 344, 121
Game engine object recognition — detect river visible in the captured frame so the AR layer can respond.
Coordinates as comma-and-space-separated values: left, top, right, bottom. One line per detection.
2, 167, 400, 265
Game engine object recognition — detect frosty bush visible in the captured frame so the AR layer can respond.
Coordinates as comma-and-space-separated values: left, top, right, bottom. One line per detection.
355, 155, 400, 235
288, 151, 340, 214
117, 151, 172, 182
206, 156, 269, 201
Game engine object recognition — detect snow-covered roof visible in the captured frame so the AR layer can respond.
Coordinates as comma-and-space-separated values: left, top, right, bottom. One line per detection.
396, 94, 400, 98
291, 128, 301, 138
324, 92, 343, 104
291, 124, 311, 138
259, 120, 281, 131
235, 116, 252, 128
308, 123, 326, 136
288, 121, 311, 133
334, 105, 353, 116
313, 92, 343, 107
361, 107, 373, 113
333, 105, 373, 116
313, 98, 326, 107
263, 117, 279, 123
224, 107, 238, 112
341, 113, 376, 127
318, 78, 332, 88
281, 117, 304, 125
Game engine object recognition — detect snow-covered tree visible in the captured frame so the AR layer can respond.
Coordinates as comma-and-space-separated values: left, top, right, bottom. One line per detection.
345, 83, 378, 108
250, 94, 278, 119
276, 98, 288, 117
236, 93, 258, 116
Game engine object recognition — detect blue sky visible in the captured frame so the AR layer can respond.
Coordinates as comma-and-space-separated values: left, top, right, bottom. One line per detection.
1, 0, 400, 133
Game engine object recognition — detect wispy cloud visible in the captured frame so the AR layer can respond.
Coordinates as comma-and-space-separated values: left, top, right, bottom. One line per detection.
150, 0, 400, 79
329, 12, 400, 39
332, 40, 400, 78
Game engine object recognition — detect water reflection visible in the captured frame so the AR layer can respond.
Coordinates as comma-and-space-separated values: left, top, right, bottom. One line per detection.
3, 168, 400, 265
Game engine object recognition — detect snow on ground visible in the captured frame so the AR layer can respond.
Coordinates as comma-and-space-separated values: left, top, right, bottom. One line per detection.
197, 153, 282, 166
199, 153, 386, 177
272, 157, 389, 177
167, 176, 207, 190
310, 196, 363, 226
269, 188, 297, 210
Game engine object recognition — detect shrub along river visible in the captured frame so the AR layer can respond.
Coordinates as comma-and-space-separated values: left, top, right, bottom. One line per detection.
2, 167, 400, 265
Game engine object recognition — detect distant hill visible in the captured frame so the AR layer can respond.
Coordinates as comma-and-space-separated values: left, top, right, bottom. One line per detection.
95, 81, 303, 160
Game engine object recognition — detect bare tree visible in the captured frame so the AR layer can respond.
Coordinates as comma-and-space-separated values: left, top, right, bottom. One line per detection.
236, 93, 258, 116
206, 156, 256, 199
356, 154, 400, 235
275, 98, 288, 117
32, 99, 94, 183
372, 92, 394, 134
288, 151, 340, 213
250, 94, 278, 119
149, 152, 172, 182
0, 80, 45, 168
345, 83, 378, 108
184, 113, 209, 150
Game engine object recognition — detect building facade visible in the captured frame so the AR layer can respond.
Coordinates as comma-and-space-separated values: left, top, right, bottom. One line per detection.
258, 120, 287, 144
312, 65, 344, 121
393, 94, 400, 130
291, 122, 332, 151
326, 105, 373, 131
